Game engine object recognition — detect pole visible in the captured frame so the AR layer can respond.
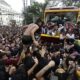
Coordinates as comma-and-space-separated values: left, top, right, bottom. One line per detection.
23, 0, 26, 25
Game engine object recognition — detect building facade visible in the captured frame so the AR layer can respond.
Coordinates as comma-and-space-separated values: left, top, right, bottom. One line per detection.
23, 0, 35, 8
23, 0, 28, 8
0, 0, 23, 26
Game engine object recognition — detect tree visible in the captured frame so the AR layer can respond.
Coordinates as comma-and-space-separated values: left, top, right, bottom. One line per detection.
23, 0, 49, 24
74, 1, 80, 7
23, 6, 33, 24
23, 2, 43, 24
40, 0, 49, 20
64, 0, 80, 7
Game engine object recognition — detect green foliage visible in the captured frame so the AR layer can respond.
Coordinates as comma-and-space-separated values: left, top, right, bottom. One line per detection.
65, 0, 73, 6
74, 2, 80, 7
23, 11, 33, 24
23, 2, 42, 24
23, 0, 49, 25
65, 0, 80, 7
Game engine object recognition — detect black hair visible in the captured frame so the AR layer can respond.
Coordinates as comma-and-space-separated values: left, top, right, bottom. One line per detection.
23, 56, 35, 71
11, 64, 28, 80
77, 58, 80, 65
35, 18, 43, 26
0, 71, 6, 80
0, 52, 4, 59
66, 18, 71, 22
33, 50, 41, 60
0, 60, 5, 71
77, 21, 80, 25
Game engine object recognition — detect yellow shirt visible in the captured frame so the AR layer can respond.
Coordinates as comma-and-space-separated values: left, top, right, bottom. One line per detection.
76, 70, 80, 77
74, 40, 80, 46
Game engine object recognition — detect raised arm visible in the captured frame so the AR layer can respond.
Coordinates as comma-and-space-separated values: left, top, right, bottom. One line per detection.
17, 49, 25, 65
36, 60, 55, 79
27, 57, 38, 76
31, 25, 39, 41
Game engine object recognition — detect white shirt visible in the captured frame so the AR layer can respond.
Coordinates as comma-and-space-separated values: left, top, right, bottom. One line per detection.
52, 32, 56, 36
66, 33, 75, 39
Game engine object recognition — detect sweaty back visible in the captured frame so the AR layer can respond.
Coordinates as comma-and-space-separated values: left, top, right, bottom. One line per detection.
24, 23, 38, 36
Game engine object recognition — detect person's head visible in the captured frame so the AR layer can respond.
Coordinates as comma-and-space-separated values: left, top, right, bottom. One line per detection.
47, 22, 55, 29
54, 23, 59, 30
5, 39, 9, 44
0, 51, 8, 59
23, 55, 35, 71
2, 54, 8, 61
11, 43, 15, 48
33, 50, 41, 60
77, 21, 80, 27
9, 66, 16, 75
2, 40, 5, 45
32, 46, 41, 59
68, 58, 75, 67
66, 17, 71, 22
5, 46, 10, 51
35, 19, 43, 27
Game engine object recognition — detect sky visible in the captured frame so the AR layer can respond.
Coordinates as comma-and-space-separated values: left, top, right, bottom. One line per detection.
5, 0, 45, 13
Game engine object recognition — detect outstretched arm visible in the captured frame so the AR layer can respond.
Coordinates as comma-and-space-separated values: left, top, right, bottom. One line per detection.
36, 61, 55, 79
31, 25, 39, 41
31, 25, 39, 46
27, 57, 38, 76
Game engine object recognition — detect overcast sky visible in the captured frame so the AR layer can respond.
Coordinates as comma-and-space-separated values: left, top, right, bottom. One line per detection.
5, 0, 45, 13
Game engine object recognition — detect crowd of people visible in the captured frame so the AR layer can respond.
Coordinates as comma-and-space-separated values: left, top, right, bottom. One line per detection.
0, 19, 80, 80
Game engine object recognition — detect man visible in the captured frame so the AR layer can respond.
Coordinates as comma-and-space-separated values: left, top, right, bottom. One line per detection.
22, 21, 42, 46
17, 21, 42, 65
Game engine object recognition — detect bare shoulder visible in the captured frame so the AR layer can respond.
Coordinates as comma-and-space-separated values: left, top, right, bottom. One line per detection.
23, 25, 28, 29
29, 23, 39, 28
